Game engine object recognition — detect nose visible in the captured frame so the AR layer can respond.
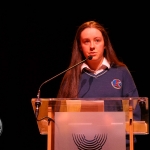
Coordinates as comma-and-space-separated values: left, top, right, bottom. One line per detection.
90, 42, 95, 50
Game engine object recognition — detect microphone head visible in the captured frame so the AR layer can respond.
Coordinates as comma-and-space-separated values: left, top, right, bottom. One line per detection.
88, 55, 93, 60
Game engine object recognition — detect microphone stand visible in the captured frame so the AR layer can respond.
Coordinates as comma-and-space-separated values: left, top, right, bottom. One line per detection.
34, 56, 92, 122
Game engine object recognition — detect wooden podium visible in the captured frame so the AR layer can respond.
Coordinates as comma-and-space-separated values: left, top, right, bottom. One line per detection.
31, 97, 149, 150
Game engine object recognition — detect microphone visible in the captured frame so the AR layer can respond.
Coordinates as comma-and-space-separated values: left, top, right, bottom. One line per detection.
35, 55, 93, 118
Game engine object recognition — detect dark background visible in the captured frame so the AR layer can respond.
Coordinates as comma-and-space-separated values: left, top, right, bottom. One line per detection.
0, 3, 149, 150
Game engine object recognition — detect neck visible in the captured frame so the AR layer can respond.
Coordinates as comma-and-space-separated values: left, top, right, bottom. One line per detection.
86, 57, 104, 71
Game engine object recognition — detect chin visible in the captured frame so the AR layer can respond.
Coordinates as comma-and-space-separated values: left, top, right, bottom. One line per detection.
90, 56, 97, 60
91, 57, 102, 62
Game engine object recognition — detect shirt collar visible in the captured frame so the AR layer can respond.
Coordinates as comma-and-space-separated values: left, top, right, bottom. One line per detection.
81, 57, 110, 74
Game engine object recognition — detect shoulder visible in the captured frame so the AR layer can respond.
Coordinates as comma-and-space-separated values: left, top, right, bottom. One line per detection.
110, 65, 132, 76
111, 64, 129, 72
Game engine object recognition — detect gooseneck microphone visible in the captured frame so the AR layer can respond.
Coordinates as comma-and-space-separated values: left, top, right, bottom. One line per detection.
35, 55, 93, 119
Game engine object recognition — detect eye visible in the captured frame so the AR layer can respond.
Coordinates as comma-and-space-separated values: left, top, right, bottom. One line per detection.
84, 40, 90, 44
95, 39, 100, 42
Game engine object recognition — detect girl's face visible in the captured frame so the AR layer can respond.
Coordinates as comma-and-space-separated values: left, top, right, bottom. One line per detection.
80, 27, 105, 62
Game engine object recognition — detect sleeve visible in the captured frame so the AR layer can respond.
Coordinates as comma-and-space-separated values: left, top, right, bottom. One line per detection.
122, 67, 139, 97
122, 67, 141, 120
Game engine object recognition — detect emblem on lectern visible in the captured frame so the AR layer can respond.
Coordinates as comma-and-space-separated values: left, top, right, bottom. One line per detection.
72, 134, 107, 150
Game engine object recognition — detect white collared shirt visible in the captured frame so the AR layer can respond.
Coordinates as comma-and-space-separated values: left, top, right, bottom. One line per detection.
81, 57, 110, 75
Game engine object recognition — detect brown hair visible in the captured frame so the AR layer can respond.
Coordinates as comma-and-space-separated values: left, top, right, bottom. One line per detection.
57, 21, 125, 98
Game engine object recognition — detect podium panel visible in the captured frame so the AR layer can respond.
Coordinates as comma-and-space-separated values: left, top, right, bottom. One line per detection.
55, 112, 126, 150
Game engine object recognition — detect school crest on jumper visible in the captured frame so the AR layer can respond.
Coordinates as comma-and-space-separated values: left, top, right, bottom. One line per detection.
111, 79, 122, 89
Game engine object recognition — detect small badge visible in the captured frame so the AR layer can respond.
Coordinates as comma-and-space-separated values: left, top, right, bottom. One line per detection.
111, 79, 122, 89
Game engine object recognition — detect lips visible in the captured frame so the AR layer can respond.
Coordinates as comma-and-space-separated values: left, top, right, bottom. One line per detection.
89, 52, 96, 56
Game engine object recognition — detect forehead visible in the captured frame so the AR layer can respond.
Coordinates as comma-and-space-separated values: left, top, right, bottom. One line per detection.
80, 27, 103, 38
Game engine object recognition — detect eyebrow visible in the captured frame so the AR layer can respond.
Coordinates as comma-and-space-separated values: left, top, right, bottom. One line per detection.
82, 37, 102, 40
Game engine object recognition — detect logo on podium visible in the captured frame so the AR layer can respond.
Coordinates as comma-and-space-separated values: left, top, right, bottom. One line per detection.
72, 134, 107, 150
